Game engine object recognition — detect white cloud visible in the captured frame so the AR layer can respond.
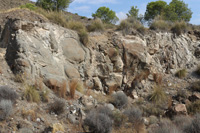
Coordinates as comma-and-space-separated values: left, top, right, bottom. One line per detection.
116, 12, 127, 25
116, 12, 127, 21
72, 0, 117, 4
68, 5, 91, 13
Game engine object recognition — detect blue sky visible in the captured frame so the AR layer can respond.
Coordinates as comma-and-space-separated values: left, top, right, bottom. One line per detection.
31, 0, 200, 25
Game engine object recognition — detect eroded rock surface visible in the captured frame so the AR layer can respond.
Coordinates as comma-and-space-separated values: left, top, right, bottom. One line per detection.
1, 19, 200, 94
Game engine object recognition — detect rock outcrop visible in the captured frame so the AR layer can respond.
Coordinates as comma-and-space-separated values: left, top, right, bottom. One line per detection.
1, 19, 200, 94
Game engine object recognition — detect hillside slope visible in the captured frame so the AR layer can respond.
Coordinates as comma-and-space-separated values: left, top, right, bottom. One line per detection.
0, 0, 31, 10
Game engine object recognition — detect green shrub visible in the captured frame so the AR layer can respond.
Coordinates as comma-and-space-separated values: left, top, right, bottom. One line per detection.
81, 16, 86, 19
36, 0, 71, 11
149, 85, 166, 104
171, 21, 188, 35
175, 69, 187, 78
20, 3, 37, 11
87, 19, 104, 32
191, 81, 200, 92
187, 100, 200, 114
24, 85, 40, 103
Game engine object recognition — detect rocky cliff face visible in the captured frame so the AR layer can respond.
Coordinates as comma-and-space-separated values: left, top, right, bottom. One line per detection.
1, 19, 200, 95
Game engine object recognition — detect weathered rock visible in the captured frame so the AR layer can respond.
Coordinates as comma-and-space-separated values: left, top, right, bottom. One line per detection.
68, 114, 79, 124
43, 76, 67, 95
174, 104, 187, 115
1, 19, 200, 95
93, 77, 103, 91
105, 103, 115, 111
105, 73, 123, 89
61, 38, 85, 63
64, 64, 80, 79
1, 19, 85, 85
131, 90, 138, 99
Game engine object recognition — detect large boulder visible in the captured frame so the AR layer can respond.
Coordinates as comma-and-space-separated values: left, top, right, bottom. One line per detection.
1, 19, 85, 84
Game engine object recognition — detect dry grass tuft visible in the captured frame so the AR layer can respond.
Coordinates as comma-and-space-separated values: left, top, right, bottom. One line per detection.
21, 109, 37, 121
59, 80, 67, 98
87, 19, 104, 32
76, 81, 84, 93
40, 89, 49, 102
150, 19, 171, 31
187, 100, 200, 115
190, 81, 200, 92
24, 84, 40, 103
171, 21, 188, 36
14, 73, 26, 83
175, 69, 187, 78
135, 69, 150, 82
153, 73, 162, 85
112, 110, 128, 128
107, 48, 118, 59
34, 77, 43, 90
0, 66, 2, 74
118, 17, 146, 35
52, 123, 64, 133
109, 85, 118, 95
149, 85, 167, 104
67, 21, 86, 32
49, 99, 65, 115
78, 29, 89, 46
69, 80, 78, 99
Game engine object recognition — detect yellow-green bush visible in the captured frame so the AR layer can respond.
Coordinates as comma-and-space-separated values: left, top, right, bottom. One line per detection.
150, 19, 171, 31
20, 3, 37, 11
118, 17, 146, 35
66, 21, 89, 46
24, 85, 40, 103
87, 19, 104, 32
67, 21, 86, 32
175, 69, 187, 78
42, 10, 68, 27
